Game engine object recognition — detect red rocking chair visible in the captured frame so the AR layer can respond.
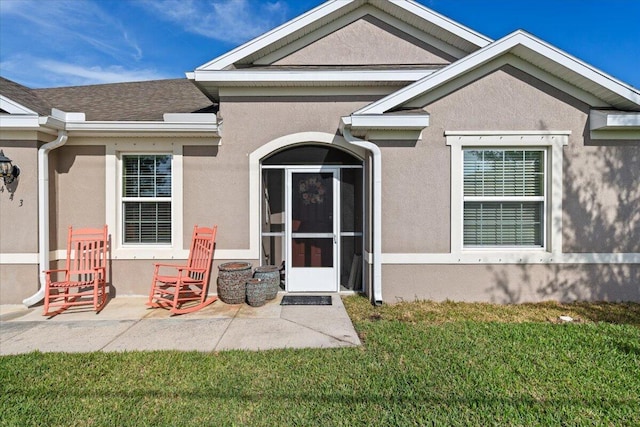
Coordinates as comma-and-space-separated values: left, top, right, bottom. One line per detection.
147, 225, 218, 315
43, 225, 109, 316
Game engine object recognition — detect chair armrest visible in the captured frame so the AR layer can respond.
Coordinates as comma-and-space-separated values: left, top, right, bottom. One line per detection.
153, 263, 188, 268
43, 268, 67, 274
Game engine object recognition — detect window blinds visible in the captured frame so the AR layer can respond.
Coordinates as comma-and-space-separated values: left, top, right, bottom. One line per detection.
122, 155, 172, 244
463, 150, 544, 247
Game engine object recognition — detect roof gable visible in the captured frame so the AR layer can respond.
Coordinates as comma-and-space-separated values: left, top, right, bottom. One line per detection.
355, 31, 640, 115
272, 14, 455, 66
194, 0, 491, 71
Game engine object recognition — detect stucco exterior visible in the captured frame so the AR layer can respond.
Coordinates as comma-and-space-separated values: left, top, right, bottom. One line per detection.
1, 0, 638, 305
0, 140, 39, 253
274, 15, 454, 66
382, 263, 640, 303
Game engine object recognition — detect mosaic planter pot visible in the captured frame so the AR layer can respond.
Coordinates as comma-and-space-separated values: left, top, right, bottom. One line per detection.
217, 261, 252, 304
253, 265, 280, 300
245, 278, 268, 307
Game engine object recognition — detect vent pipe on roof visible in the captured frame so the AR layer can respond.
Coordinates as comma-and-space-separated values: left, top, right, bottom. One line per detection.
340, 117, 382, 306
23, 129, 68, 307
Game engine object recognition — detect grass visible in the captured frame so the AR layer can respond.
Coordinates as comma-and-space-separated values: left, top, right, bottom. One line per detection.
1, 297, 639, 426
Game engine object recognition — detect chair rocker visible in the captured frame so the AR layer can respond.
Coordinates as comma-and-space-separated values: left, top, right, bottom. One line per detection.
43, 225, 109, 316
147, 225, 218, 315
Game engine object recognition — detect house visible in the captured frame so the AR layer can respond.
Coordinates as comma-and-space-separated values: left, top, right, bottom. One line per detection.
1, 0, 638, 306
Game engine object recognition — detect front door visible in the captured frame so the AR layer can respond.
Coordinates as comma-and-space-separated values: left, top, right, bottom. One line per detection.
286, 168, 339, 292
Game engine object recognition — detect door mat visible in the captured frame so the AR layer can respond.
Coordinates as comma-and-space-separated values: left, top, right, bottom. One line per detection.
280, 295, 332, 306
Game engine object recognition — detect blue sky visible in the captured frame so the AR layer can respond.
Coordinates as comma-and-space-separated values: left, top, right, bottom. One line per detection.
1, 0, 638, 89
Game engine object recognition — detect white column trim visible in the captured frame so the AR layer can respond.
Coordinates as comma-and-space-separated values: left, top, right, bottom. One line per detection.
0, 253, 39, 264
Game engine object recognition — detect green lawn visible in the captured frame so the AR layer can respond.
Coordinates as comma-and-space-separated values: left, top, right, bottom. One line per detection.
1, 297, 639, 426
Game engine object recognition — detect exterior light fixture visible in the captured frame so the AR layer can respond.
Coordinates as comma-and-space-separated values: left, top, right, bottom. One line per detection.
0, 150, 20, 185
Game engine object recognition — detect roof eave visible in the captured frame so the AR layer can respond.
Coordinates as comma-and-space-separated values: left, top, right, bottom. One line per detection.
194, 0, 492, 72
355, 30, 640, 115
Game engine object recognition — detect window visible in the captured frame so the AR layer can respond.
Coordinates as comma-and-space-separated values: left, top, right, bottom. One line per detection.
463, 149, 545, 247
122, 154, 172, 244
446, 132, 569, 255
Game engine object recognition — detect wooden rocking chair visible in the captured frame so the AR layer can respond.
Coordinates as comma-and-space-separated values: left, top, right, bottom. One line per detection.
147, 225, 218, 315
43, 225, 109, 316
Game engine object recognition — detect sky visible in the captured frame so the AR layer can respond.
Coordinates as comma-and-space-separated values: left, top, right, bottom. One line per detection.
1, 0, 639, 89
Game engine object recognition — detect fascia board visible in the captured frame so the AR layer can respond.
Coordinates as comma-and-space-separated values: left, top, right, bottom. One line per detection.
0, 95, 39, 115
196, 0, 492, 72
196, 0, 352, 71
0, 114, 41, 129
193, 69, 435, 84
354, 32, 525, 114
512, 33, 640, 108
350, 114, 430, 129
390, 0, 492, 48
254, 4, 470, 66
590, 110, 640, 130
63, 121, 218, 133
356, 30, 640, 115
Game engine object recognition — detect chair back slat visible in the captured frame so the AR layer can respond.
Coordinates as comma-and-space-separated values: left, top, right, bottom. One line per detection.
65, 226, 108, 282
186, 226, 217, 282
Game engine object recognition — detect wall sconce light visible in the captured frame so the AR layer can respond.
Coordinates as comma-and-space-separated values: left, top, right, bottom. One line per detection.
0, 150, 20, 186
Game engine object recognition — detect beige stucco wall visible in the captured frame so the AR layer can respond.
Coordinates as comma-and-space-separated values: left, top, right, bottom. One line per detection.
379, 64, 639, 255
107, 258, 259, 297
51, 145, 106, 250
382, 263, 640, 303
0, 264, 40, 303
274, 15, 454, 66
562, 142, 640, 253
0, 141, 39, 253
211, 95, 377, 249
0, 139, 40, 304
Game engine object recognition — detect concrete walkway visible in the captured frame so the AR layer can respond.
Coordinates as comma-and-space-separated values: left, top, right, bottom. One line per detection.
0, 294, 361, 355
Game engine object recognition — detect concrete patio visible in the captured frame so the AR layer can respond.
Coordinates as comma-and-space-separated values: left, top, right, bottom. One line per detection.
0, 294, 361, 355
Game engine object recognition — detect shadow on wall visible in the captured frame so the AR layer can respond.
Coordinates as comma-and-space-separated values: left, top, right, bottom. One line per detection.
486, 133, 640, 303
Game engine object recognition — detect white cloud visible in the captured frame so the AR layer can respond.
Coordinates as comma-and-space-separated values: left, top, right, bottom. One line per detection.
1, 54, 171, 87
140, 0, 289, 44
0, 0, 144, 63
38, 60, 170, 85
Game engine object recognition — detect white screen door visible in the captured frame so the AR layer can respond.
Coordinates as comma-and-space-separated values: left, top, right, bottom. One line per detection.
286, 168, 338, 292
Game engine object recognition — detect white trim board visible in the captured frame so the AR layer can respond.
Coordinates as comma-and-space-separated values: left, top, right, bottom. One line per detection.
41, 249, 639, 265
0, 115, 41, 129
253, 4, 470, 65
381, 252, 640, 264
446, 132, 569, 257
0, 95, 39, 115
191, 69, 436, 85
106, 141, 184, 260
0, 253, 39, 264
356, 30, 640, 115
50, 249, 256, 261
195, 0, 490, 71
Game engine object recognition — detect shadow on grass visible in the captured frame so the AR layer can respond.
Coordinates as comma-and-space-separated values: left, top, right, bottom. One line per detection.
343, 295, 640, 326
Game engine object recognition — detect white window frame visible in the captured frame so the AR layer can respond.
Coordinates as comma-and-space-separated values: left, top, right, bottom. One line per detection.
462, 148, 547, 249
121, 153, 173, 246
106, 141, 184, 259
446, 131, 569, 256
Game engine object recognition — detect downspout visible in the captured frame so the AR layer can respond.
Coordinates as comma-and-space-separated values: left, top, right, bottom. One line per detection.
341, 118, 382, 305
23, 130, 68, 307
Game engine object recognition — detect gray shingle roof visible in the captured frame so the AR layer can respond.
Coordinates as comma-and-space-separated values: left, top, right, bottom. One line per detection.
34, 79, 217, 121
0, 77, 52, 116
